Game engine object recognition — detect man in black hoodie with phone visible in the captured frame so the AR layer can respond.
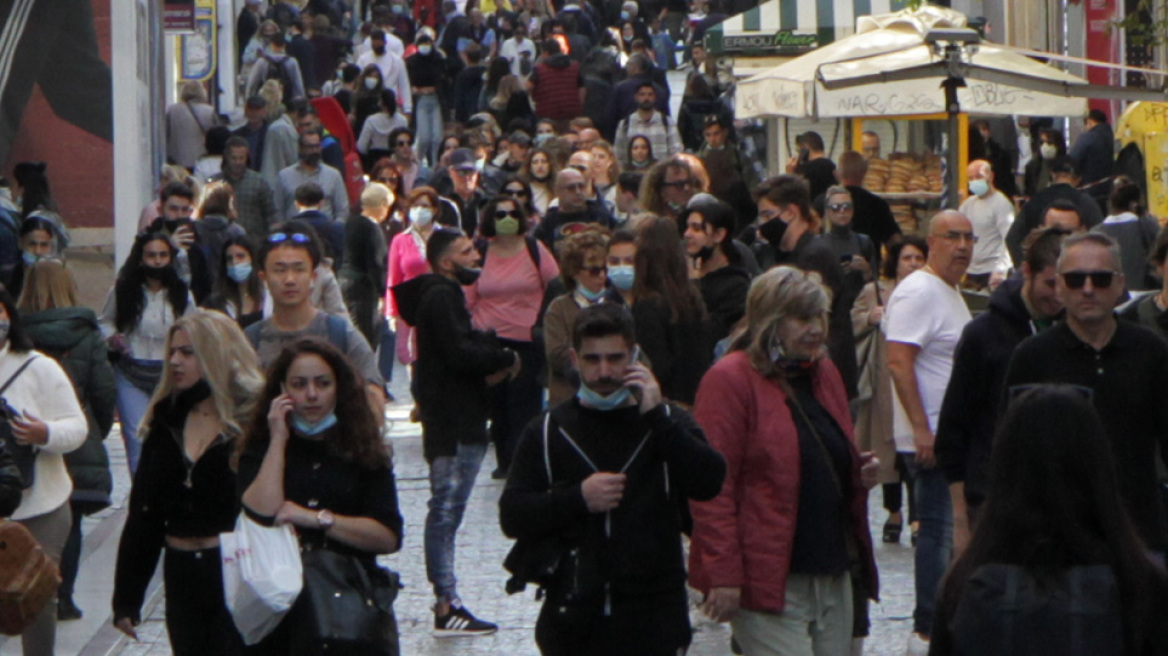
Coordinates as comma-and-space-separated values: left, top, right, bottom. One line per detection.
392, 228, 519, 638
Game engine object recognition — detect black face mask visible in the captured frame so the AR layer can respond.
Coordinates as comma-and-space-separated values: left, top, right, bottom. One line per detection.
758, 217, 789, 246
373, 45, 386, 55
301, 153, 322, 167
141, 264, 171, 281
454, 265, 482, 286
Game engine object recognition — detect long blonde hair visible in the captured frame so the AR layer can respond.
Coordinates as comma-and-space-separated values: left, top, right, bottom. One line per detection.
139, 310, 265, 439
18, 260, 78, 312
728, 266, 831, 378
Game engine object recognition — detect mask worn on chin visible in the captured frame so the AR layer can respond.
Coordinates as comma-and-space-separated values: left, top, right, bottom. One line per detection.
141, 264, 170, 281
769, 334, 817, 373
758, 217, 789, 246
227, 262, 253, 283
292, 412, 338, 436
302, 153, 322, 167
576, 380, 632, 410
409, 206, 434, 227
1040, 143, 1058, 160
364, 77, 380, 89
577, 285, 604, 303
969, 179, 990, 197
418, 44, 433, 55
608, 265, 634, 291
454, 265, 482, 285
534, 133, 552, 146
21, 252, 40, 267
495, 217, 520, 235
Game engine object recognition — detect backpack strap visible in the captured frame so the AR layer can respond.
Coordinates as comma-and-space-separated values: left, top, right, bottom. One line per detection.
324, 314, 350, 353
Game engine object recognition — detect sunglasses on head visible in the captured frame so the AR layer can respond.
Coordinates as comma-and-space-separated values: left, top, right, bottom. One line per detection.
268, 232, 311, 244
1061, 270, 1115, 289
494, 209, 523, 219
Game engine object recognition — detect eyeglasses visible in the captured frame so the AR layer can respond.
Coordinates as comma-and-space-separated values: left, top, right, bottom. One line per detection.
580, 266, 606, 276
1007, 383, 1094, 409
494, 210, 523, 219
828, 202, 853, 212
503, 188, 529, 197
663, 179, 694, 189
938, 231, 979, 244
1061, 270, 1115, 289
268, 232, 311, 244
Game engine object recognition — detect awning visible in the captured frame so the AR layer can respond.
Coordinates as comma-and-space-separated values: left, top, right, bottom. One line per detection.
704, 0, 914, 56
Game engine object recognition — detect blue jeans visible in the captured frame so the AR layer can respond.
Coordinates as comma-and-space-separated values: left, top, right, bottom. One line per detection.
413, 94, 443, 168
424, 441, 487, 602
905, 455, 953, 637
114, 369, 154, 475
378, 320, 395, 384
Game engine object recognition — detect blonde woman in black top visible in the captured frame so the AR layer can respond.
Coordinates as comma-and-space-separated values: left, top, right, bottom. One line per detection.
112, 310, 264, 655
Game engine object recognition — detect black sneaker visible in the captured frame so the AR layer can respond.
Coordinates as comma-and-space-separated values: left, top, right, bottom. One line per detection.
433, 600, 498, 637
57, 599, 82, 621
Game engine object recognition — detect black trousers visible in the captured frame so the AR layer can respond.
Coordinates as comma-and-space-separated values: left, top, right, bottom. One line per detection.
164, 546, 245, 656
489, 338, 544, 473
0, 0, 113, 163
535, 588, 691, 656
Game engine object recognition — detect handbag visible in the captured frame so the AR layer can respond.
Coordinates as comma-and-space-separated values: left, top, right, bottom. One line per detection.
299, 546, 401, 655
220, 514, 304, 645
0, 358, 40, 489
0, 519, 61, 635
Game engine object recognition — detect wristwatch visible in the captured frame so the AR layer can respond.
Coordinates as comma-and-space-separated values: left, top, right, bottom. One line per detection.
316, 509, 336, 530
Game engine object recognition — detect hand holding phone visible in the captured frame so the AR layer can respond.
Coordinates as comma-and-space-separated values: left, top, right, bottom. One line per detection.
624, 346, 663, 414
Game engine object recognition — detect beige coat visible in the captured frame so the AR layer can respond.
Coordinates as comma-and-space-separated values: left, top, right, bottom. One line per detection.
851, 279, 898, 484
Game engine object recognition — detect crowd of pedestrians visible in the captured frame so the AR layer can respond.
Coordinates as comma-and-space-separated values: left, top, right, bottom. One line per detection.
0, 0, 1166, 654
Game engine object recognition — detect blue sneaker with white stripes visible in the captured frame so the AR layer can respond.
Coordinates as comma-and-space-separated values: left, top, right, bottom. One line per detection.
433, 599, 498, 637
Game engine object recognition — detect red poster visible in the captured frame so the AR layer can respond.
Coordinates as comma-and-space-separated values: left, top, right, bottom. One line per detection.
164, 0, 195, 32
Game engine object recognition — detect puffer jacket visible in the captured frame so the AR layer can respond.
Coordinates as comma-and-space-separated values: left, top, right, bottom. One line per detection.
23, 307, 116, 510
688, 351, 878, 613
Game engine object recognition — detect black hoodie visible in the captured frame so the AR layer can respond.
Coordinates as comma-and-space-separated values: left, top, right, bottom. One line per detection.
935, 278, 1038, 509
393, 273, 515, 462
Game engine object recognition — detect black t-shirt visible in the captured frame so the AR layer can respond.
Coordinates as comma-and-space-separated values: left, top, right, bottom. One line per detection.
797, 158, 837, 203
786, 373, 853, 575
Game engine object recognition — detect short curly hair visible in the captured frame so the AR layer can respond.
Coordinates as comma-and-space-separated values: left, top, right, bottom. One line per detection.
556, 227, 611, 289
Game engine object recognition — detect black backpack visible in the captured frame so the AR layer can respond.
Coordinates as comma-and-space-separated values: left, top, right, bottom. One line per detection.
949, 563, 1124, 656
261, 53, 295, 105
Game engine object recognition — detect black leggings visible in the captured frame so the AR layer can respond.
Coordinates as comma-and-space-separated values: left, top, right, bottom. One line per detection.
882, 453, 917, 523
164, 546, 245, 656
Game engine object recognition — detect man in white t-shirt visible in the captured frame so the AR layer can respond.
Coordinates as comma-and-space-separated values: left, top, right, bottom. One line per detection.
959, 159, 1014, 288
883, 210, 974, 656
356, 29, 413, 116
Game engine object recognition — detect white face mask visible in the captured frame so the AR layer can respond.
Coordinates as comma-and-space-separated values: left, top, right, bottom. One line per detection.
409, 206, 434, 227
364, 77, 380, 90
418, 44, 433, 55
1040, 143, 1058, 160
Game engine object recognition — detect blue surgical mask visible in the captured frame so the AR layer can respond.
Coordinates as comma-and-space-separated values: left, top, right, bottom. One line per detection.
21, 252, 39, 267
227, 262, 253, 283
620, 10, 630, 20
577, 381, 631, 411
968, 179, 990, 197
577, 285, 604, 303
608, 265, 634, 291
292, 412, 338, 436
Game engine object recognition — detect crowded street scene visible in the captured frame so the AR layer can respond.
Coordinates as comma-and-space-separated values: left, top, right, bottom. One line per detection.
0, 0, 1167, 654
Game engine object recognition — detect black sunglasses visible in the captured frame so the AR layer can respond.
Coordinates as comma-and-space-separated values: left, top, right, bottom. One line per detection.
580, 266, 606, 276
663, 179, 693, 189
494, 210, 523, 219
268, 232, 311, 244
1061, 270, 1115, 289
503, 187, 528, 197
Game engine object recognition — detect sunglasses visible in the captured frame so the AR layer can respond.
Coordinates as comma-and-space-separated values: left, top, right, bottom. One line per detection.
828, 202, 853, 212
268, 232, 311, 244
494, 210, 523, 219
663, 179, 694, 189
503, 188, 528, 197
1061, 270, 1115, 289
580, 266, 606, 276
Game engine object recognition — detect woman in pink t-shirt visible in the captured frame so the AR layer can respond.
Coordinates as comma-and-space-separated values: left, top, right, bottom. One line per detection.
388, 186, 440, 366
465, 195, 559, 478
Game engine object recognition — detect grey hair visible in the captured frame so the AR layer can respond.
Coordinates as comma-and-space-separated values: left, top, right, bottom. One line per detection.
824, 185, 851, 201
1057, 231, 1122, 273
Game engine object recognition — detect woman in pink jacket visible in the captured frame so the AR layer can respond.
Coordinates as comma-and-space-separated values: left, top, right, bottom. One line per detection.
689, 266, 879, 656
388, 186, 440, 367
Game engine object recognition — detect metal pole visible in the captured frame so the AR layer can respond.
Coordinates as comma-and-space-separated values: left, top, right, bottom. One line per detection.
942, 43, 965, 210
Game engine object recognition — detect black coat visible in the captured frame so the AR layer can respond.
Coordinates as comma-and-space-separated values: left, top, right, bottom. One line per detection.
393, 274, 515, 462
24, 307, 116, 510
935, 279, 1036, 510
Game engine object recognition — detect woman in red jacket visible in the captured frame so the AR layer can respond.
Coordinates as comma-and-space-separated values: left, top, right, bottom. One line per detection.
689, 266, 879, 656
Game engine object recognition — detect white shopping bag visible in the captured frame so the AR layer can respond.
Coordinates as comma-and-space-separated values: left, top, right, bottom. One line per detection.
221, 514, 304, 645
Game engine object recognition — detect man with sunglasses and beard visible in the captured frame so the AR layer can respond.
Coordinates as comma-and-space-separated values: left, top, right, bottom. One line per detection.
1004, 231, 1168, 562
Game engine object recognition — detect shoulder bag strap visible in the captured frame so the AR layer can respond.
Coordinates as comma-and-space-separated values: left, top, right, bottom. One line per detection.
0, 357, 37, 397
185, 101, 209, 135
786, 391, 844, 498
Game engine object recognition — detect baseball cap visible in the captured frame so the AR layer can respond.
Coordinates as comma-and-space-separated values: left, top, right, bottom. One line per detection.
449, 148, 478, 172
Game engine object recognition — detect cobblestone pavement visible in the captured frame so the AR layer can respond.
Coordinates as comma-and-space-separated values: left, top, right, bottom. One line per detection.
4, 360, 918, 656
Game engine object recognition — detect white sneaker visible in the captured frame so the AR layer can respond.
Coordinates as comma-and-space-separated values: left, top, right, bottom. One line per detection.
906, 632, 930, 656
